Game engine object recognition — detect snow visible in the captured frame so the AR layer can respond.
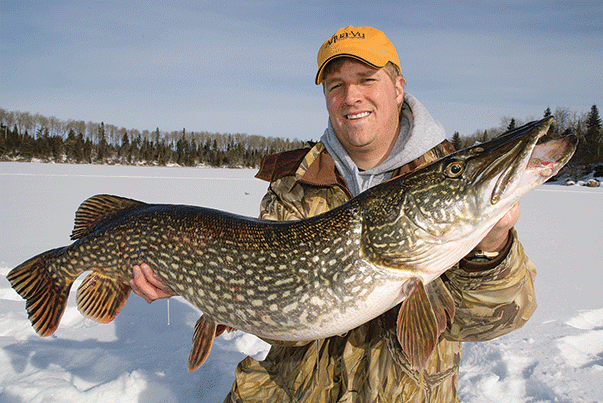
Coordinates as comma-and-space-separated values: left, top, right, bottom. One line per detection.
1, 161, 602, 402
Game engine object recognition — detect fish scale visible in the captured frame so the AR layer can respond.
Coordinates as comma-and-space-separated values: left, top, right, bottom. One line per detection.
8, 117, 577, 372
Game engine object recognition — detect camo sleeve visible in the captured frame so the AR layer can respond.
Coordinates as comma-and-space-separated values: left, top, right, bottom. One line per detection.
258, 177, 308, 221
259, 177, 349, 221
443, 229, 537, 342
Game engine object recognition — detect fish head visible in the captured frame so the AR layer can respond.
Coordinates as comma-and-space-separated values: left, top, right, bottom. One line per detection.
361, 116, 577, 276
440, 116, 577, 217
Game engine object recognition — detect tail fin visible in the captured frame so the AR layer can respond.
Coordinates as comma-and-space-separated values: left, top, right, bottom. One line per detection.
7, 248, 76, 337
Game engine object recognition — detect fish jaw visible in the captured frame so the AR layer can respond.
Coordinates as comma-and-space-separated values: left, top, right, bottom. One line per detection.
476, 132, 577, 216
473, 118, 577, 206
517, 134, 578, 191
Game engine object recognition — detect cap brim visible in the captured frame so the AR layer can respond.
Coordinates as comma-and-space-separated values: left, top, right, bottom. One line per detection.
315, 54, 388, 85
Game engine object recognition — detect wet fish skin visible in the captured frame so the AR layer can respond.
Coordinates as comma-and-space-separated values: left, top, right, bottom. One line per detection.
7, 117, 577, 372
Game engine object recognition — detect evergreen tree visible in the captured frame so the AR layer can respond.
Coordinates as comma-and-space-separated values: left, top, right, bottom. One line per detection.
507, 118, 516, 131
64, 129, 75, 161
49, 134, 64, 161
157, 140, 169, 165
121, 132, 130, 162
0, 125, 7, 156
451, 131, 462, 150
96, 122, 108, 163
189, 138, 198, 166
121, 132, 130, 151
176, 131, 188, 166
83, 137, 93, 163
74, 133, 85, 163
19, 131, 35, 160
7, 125, 20, 152
130, 134, 141, 163
35, 127, 50, 159
585, 105, 602, 161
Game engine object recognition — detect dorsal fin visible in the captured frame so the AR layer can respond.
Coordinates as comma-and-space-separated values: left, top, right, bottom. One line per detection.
71, 194, 146, 240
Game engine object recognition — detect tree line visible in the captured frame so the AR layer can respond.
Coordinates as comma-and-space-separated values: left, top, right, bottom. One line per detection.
450, 105, 603, 170
1, 105, 601, 172
0, 109, 306, 168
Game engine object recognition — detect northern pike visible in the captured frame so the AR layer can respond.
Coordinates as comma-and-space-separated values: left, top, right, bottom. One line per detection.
8, 117, 576, 372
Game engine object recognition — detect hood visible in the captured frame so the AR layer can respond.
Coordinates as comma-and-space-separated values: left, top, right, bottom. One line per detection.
321, 93, 446, 196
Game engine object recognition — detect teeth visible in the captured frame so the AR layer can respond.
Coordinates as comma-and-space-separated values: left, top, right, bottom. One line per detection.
528, 157, 555, 177
346, 112, 370, 120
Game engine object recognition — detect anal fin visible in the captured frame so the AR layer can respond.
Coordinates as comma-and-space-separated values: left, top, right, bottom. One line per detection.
397, 278, 455, 371
76, 271, 131, 323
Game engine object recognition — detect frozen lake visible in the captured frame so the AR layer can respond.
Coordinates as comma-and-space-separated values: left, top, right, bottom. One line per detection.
1, 161, 602, 402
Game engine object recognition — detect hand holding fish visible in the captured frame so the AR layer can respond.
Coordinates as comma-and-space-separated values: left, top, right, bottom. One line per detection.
131, 264, 177, 303
473, 201, 520, 254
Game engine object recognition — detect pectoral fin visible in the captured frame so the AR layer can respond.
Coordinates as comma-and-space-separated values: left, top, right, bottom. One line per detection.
396, 278, 455, 371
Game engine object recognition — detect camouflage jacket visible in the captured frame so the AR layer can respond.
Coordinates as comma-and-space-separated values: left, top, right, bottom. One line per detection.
224, 141, 537, 403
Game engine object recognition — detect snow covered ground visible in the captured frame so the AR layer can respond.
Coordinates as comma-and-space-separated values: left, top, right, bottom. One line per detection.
1, 161, 601, 402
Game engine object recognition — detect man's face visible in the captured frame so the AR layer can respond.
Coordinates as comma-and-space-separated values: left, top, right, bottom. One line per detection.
323, 59, 404, 163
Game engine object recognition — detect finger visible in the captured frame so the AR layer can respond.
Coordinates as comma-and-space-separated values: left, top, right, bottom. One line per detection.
134, 264, 171, 301
498, 201, 520, 231
140, 264, 177, 296
130, 265, 154, 303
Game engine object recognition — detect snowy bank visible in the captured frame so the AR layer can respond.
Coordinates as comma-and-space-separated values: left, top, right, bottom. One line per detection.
1, 162, 601, 402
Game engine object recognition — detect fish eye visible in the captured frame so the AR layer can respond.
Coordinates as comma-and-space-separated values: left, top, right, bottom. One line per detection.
444, 161, 465, 177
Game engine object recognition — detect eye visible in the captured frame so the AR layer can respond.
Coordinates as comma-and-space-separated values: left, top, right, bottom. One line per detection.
444, 161, 465, 177
327, 82, 343, 92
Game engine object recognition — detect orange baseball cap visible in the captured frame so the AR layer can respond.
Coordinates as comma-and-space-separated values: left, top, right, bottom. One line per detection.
315, 25, 401, 85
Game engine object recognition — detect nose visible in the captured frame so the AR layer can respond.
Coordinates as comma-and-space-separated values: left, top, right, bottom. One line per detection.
343, 84, 362, 105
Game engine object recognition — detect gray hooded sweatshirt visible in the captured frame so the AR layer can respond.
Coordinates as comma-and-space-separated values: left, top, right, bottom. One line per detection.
320, 93, 446, 196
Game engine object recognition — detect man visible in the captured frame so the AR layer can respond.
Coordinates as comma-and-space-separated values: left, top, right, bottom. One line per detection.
131, 26, 536, 402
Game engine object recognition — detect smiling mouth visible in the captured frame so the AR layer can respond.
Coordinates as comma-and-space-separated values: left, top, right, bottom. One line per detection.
346, 112, 370, 120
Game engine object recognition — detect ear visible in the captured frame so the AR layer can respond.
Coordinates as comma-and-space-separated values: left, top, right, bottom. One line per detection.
395, 76, 405, 105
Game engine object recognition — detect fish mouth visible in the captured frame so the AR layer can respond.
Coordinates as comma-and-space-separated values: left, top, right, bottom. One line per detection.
468, 117, 578, 205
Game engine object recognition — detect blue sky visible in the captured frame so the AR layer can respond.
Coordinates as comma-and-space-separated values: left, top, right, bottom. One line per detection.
1, 1, 601, 141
